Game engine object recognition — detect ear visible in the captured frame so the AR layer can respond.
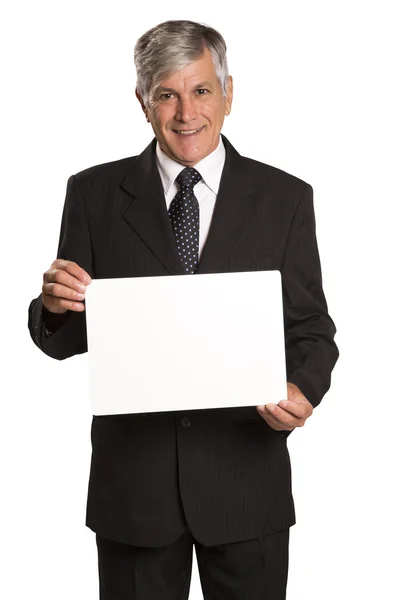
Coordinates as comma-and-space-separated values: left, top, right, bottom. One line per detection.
225, 75, 233, 116
135, 88, 150, 122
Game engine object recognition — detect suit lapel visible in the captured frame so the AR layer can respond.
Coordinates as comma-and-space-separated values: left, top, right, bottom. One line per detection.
196, 135, 261, 274
120, 134, 265, 275
120, 138, 186, 275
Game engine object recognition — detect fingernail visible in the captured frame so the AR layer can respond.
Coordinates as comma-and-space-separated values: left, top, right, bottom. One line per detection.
267, 404, 276, 412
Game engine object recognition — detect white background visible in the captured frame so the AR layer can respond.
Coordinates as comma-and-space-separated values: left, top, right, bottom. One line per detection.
2, 1, 399, 598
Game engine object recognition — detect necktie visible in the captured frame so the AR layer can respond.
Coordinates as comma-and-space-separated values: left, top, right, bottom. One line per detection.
168, 167, 202, 274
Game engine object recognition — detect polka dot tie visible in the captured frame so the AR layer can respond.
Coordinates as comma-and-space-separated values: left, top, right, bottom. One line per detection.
168, 167, 202, 274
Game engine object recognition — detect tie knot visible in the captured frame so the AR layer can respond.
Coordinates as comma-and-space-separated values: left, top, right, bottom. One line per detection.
176, 167, 202, 189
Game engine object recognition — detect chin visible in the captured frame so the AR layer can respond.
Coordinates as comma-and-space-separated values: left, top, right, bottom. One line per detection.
169, 147, 202, 165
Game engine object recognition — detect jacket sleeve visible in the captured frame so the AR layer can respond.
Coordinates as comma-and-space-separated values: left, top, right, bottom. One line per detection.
282, 183, 339, 408
28, 174, 94, 360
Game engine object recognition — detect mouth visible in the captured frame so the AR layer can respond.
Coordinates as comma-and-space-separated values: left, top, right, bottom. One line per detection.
172, 126, 204, 136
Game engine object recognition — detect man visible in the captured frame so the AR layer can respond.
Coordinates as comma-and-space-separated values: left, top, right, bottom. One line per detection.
28, 19, 339, 600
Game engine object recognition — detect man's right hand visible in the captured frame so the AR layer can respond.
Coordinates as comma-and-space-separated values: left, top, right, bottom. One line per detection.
42, 259, 92, 314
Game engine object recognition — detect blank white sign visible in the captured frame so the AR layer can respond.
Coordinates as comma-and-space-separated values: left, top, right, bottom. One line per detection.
84, 270, 287, 415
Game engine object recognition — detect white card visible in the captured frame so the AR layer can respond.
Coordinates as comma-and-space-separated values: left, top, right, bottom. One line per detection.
84, 270, 287, 415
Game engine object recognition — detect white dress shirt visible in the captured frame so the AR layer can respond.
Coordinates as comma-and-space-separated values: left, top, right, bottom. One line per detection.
155, 135, 226, 260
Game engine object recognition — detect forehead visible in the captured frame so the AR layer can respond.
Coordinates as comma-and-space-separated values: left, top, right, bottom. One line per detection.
159, 48, 218, 89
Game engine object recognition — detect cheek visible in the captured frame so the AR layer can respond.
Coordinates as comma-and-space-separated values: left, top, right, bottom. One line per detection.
203, 101, 225, 124
200, 103, 217, 123
152, 107, 170, 131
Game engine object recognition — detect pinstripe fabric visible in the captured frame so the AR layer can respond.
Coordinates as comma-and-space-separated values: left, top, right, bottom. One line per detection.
95, 528, 289, 599
28, 134, 339, 547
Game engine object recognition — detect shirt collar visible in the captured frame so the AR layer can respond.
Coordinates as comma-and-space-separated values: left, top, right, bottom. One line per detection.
156, 135, 226, 196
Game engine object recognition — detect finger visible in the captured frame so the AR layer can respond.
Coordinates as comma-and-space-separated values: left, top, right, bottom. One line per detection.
44, 295, 86, 313
256, 407, 293, 431
277, 399, 312, 419
44, 267, 88, 294
51, 259, 92, 285
43, 281, 86, 303
264, 403, 304, 428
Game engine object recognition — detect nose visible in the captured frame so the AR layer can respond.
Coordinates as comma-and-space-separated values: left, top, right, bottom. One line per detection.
175, 95, 198, 122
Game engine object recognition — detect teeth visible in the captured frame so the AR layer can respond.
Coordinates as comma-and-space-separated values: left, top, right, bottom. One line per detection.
175, 128, 202, 135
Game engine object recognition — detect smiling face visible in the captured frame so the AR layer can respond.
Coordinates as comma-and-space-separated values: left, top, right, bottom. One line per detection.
136, 47, 233, 167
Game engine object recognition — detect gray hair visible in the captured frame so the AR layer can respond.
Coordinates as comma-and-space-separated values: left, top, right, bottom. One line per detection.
134, 20, 229, 107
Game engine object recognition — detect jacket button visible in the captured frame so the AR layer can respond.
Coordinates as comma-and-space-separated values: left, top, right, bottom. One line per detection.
180, 417, 191, 428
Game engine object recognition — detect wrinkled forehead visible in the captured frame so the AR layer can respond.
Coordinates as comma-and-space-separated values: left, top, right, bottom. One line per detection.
151, 49, 219, 94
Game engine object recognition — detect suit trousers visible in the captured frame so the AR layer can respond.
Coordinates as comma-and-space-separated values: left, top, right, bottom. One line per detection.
95, 524, 290, 600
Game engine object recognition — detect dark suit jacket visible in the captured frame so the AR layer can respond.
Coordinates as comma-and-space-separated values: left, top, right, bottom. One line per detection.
28, 134, 339, 547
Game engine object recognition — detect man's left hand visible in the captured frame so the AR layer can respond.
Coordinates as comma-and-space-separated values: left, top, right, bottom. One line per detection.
256, 382, 313, 431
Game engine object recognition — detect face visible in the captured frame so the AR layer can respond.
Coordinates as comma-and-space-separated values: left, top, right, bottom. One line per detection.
136, 47, 233, 167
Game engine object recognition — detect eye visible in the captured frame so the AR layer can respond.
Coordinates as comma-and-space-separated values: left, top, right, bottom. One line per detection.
196, 89, 209, 95
159, 93, 173, 101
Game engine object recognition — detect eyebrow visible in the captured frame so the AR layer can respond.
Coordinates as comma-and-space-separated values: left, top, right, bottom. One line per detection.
157, 81, 214, 93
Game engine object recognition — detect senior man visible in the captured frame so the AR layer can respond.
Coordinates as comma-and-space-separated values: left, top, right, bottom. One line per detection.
28, 19, 339, 600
